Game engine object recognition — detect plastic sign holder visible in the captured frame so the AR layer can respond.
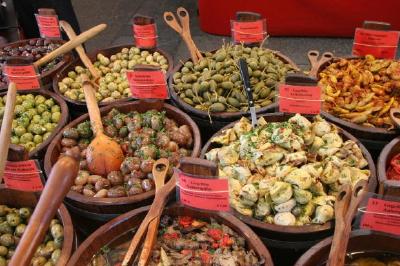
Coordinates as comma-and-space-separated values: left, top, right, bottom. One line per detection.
3, 57, 41, 90
35, 8, 61, 39
132, 15, 158, 49
352, 20, 399, 59
126, 64, 168, 99
278, 73, 322, 115
3, 159, 44, 192
231, 11, 267, 45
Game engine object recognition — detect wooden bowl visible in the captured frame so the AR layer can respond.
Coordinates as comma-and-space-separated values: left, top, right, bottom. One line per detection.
295, 230, 400, 266
169, 48, 299, 141
200, 113, 377, 237
0, 90, 69, 159
52, 44, 173, 116
44, 101, 201, 214
67, 203, 274, 266
316, 57, 400, 156
0, 185, 74, 265
377, 136, 400, 196
0, 38, 72, 91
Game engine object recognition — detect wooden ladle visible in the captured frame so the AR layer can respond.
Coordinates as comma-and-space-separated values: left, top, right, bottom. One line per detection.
138, 158, 169, 266
9, 147, 80, 266
81, 74, 124, 176
0, 82, 17, 183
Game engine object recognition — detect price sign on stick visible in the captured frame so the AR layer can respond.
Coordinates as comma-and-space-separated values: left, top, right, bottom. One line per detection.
132, 15, 157, 49
126, 66, 168, 99
3, 160, 44, 192
4, 58, 41, 90
177, 170, 230, 212
231, 12, 266, 44
360, 198, 400, 236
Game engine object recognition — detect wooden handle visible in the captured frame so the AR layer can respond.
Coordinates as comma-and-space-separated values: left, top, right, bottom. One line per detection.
0, 83, 17, 183
33, 23, 107, 68
59, 20, 100, 80
138, 158, 169, 266
163, 12, 183, 34
9, 148, 80, 266
390, 108, 400, 128
7, 144, 29, 162
81, 74, 103, 135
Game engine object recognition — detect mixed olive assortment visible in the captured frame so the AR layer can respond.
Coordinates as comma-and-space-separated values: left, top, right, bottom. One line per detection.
0, 93, 61, 152
0, 39, 63, 88
206, 114, 370, 226
172, 44, 295, 113
57, 47, 169, 103
319, 55, 400, 129
0, 205, 64, 266
61, 108, 193, 198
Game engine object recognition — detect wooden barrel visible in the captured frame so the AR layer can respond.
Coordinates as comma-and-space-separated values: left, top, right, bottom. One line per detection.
0, 38, 72, 91
67, 203, 274, 266
200, 112, 377, 265
316, 58, 400, 159
168, 48, 299, 142
0, 89, 69, 160
377, 137, 400, 197
295, 230, 400, 266
0, 185, 75, 265
44, 101, 201, 236
52, 44, 173, 118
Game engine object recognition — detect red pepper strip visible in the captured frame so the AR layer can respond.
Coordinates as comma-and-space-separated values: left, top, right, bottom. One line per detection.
207, 228, 223, 241
221, 234, 234, 247
212, 242, 219, 249
163, 232, 179, 240
179, 216, 193, 227
388, 154, 400, 181
201, 251, 212, 264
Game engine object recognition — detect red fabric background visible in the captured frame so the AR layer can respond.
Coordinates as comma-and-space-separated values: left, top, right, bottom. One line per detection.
198, 0, 400, 37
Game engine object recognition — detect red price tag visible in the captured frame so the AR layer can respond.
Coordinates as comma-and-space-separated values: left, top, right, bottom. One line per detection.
352, 28, 400, 59
3, 65, 41, 90
231, 19, 266, 44
126, 70, 168, 99
177, 171, 230, 212
3, 160, 44, 192
360, 198, 400, 236
35, 14, 61, 39
132, 23, 157, 49
279, 84, 321, 115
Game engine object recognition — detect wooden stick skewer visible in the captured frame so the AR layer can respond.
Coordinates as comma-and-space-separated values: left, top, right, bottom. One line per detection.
0, 82, 17, 183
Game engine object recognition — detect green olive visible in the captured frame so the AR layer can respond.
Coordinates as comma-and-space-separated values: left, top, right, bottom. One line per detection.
14, 224, 26, 237
50, 224, 63, 240
0, 246, 7, 257
6, 213, 20, 226
210, 102, 226, 112
0, 256, 5, 266
0, 234, 14, 247
0, 222, 12, 234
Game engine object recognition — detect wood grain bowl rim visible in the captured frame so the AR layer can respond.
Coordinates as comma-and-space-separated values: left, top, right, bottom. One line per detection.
200, 112, 377, 235
44, 101, 201, 206
66, 203, 273, 266
52, 44, 173, 107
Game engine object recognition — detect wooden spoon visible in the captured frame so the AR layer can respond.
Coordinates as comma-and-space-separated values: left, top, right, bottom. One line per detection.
138, 158, 169, 266
9, 147, 80, 266
59, 20, 100, 81
81, 74, 124, 176
33, 23, 107, 69
390, 108, 400, 128
307, 50, 334, 78
0, 82, 17, 183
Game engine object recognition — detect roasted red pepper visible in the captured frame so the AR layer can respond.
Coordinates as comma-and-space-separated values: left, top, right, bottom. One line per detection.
163, 232, 179, 239
200, 251, 212, 264
207, 228, 223, 241
212, 242, 219, 249
387, 154, 400, 181
179, 216, 193, 227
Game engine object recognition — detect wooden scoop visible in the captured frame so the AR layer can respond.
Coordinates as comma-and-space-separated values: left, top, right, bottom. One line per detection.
164, 7, 203, 64
307, 50, 334, 78
59, 20, 100, 81
327, 180, 368, 266
0, 82, 17, 183
390, 108, 400, 128
81, 74, 124, 176
9, 147, 80, 266
138, 158, 169, 266
33, 23, 107, 69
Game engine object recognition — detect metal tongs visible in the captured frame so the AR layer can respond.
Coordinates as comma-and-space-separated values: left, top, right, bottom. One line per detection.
238, 58, 257, 128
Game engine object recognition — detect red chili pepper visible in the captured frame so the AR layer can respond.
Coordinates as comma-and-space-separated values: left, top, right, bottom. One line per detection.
221, 234, 233, 246
200, 251, 212, 264
388, 154, 400, 181
212, 242, 219, 249
181, 249, 192, 255
163, 232, 179, 239
179, 216, 193, 227
207, 228, 223, 241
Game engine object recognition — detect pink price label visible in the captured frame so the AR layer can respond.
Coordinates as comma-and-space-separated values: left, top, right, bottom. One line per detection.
360, 198, 400, 236
126, 70, 168, 99
35, 14, 61, 39
3, 160, 44, 192
132, 23, 157, 48
3, 65, 41, 90
352, 28, 400, 59
279, 84, 321, 115
178, 172, 230, 212
231, 20, 266, 44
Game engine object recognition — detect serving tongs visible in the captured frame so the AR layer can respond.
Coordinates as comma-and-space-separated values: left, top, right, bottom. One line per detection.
327, 180, 368, 266
164, 7, 203, 64
238, 58, 257, 128
122, 158, 218, 266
